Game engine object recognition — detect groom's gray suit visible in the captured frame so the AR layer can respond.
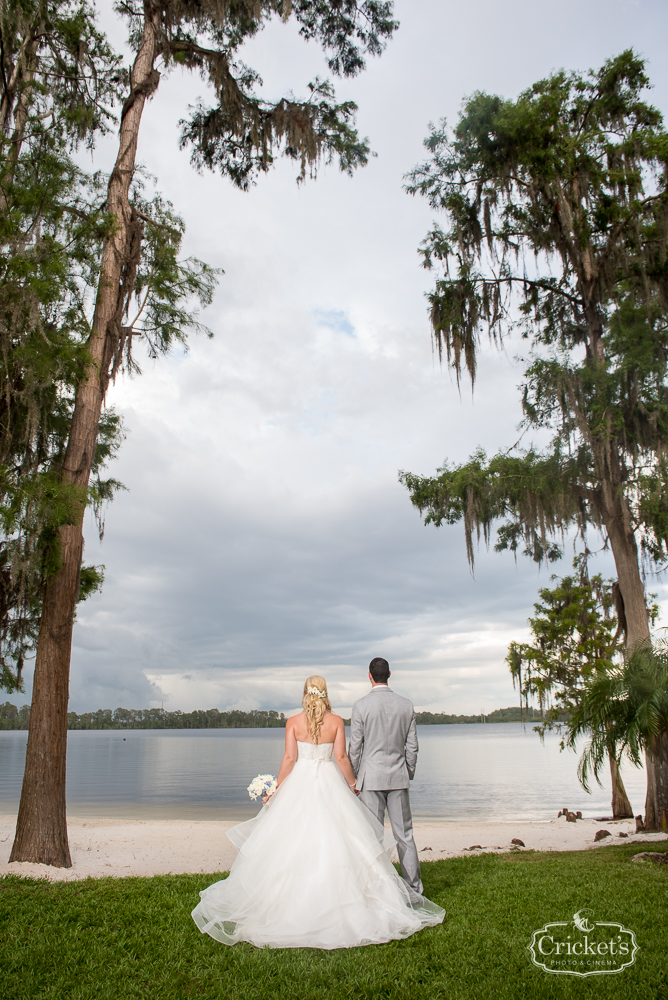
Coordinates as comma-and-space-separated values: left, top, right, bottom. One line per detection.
348, 685, 422, 893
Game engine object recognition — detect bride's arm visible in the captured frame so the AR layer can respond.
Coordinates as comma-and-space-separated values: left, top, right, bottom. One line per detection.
276, 719, 298, 787
333, 718, 358, 792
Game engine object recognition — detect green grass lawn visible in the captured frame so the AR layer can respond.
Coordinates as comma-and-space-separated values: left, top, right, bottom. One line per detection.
1, 842, 667, 1000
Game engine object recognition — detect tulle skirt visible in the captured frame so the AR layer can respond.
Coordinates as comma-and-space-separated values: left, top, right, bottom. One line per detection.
191, 758, 445, 949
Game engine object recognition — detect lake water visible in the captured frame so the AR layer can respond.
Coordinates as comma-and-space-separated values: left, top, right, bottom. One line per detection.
0, 724, 648, 822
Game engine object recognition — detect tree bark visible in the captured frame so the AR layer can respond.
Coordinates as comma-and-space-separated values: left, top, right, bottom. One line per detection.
600, 482, 650, 649
10, 3, 160, 867
8, 525, 81, 866
644, 731, 668, 833
608, 754, 633, 819
644, 753, 658, 831
602, 490, 667, 828
596, 457, 662, 828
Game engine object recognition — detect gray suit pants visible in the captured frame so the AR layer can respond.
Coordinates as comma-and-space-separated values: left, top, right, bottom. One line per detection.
359, 788, 422, 894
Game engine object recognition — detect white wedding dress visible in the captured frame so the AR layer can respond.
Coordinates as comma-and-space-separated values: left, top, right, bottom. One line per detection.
191, 740, 445, 949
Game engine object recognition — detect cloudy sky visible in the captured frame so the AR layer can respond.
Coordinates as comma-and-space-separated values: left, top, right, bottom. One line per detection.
14, 0, 668, 716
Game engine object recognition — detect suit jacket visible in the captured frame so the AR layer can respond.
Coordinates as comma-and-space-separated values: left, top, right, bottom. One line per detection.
348, 686, 418, 791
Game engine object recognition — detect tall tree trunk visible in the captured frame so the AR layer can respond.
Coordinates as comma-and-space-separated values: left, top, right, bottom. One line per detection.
597, 466, 663, 829
644, 755, 658, 831
608, 754, 633, 819
10, 4, 159, 867
600, 482, 650, 649
8, 525, 81, 866
644, 731, 668, 833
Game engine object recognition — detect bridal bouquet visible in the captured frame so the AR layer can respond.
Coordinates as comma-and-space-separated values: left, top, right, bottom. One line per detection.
247, 774, 277, 800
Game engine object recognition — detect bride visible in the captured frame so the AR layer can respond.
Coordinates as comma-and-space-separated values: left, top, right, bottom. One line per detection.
191, 675, 445, 949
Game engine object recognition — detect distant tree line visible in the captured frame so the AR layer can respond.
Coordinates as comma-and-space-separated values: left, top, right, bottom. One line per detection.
68, 708, 291, 730
0, 704, 31, 730
415, 706, 542, 725
0, 705, 287, 731
1, 703, 539, 731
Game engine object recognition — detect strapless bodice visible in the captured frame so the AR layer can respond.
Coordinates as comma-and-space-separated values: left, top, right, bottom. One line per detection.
296, 740, 334, 762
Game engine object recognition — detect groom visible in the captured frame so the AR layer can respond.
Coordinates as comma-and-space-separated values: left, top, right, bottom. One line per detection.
348, 657, 422, 894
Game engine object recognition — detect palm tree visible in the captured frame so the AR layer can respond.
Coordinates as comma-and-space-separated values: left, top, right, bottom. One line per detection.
565, 642, 668, 831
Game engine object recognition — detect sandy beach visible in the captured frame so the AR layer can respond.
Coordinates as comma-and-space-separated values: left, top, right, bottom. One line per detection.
1, 813, 666, 882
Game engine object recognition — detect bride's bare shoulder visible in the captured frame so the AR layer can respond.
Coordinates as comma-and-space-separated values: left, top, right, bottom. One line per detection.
287, 712, 309, 740
323, 712, 344, 733
286, 713, 304, 734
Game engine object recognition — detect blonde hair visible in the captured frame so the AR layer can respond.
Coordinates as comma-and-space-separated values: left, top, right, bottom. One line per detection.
302, 675, 332, 744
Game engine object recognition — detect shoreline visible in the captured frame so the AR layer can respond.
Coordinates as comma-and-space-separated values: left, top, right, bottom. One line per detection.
2, 814, 666, 882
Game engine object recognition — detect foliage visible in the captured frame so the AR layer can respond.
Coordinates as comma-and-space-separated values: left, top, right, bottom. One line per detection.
400, 53, 668, 628
0, 2, 124, 692
0, 179, 218, 695
0, 0, 122, 147
291, 0, 397, 78
0, 700, 30, 728
181, 76, 371, 189
507, 557, 625, 729
77, 563, 104, 602
66, 706, 288, 730
0, 4, 221, 694
401, 446, 573, 569
415, 706, 537, 724
102, 185, 220, 381
117, 0, 398, 190
406, 50, 668, 387
1, 845, 667, 999
565, 640, 668, 792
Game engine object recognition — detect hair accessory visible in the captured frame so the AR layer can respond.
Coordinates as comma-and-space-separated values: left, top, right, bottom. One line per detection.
306, 686, 326, 698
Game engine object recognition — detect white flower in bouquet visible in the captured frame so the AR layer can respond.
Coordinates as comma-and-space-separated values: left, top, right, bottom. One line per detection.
247, 773, 277, 800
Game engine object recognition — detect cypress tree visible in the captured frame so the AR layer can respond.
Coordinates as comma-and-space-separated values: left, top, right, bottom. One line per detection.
11, 0, 397, 866
401, 52, 668, 828
0, 1, 122, 694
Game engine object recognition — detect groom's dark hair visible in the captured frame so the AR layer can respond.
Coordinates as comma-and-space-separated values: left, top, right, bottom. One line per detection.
369, 657, 390, 683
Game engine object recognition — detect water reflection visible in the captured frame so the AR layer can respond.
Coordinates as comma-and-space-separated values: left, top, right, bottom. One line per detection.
0, 724, 647, 822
